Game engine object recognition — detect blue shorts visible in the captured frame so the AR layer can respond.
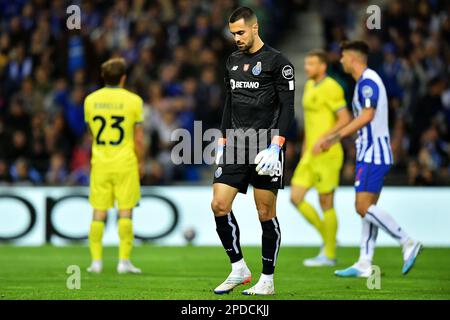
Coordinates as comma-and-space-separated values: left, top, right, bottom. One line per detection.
354, 162, 391, 193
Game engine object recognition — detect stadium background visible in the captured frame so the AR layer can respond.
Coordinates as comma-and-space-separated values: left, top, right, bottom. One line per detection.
0, 0, 449, 300
0, 0, 449, 242
0, 0, 449, 187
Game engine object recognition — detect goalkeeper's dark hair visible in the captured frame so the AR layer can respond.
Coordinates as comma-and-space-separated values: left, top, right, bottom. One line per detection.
306, 49, 328, 65
101, 57, 126, 86
340, 40, 370, 57
229, 6, 256, 24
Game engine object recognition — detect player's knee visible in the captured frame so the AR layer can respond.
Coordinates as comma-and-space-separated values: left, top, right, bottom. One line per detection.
211, 199, 231, 217
93, 210, 107, 221
319, 198, 332, 211
257, 206, 275, 222
355, 202, 369, 217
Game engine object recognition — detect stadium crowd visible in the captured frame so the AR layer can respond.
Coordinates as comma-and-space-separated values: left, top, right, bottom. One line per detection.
0, 0, 449, 186
318, 0, 450, 185
0, 0, 295, 185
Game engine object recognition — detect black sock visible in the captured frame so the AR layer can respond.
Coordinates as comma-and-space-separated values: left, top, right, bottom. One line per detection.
261, 217, 281, 275
215, 211, 243, 263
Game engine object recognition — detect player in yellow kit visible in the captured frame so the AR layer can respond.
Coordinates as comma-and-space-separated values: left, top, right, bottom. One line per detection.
85, 58, 145, 274
290, 50, 351, 266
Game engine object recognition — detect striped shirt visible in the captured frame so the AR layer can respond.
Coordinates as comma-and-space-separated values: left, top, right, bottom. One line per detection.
352, 68, 393, 165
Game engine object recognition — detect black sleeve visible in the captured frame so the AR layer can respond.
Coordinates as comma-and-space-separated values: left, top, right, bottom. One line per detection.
273, 53, 295, 137
220, 56, 232, 136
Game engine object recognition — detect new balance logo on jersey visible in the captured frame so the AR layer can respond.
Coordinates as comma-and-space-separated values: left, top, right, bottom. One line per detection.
271, 177, 279, 182
231, 65, 238, 71
230, 79, 260, 90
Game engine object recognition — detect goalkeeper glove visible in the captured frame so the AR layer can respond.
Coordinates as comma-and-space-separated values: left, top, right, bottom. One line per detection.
255, 136, 285, 175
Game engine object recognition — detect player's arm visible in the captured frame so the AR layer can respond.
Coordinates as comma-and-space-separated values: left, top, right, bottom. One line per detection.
220, 92, 232, 136
331, 107, 375, 140
255, 54, 295, 174
312, 107, 352, 154
316, 79, 379, 153
84, 96, 93, 138
273, 57, 295, 141
216, 58, 232, 165
134, 98, 145, 178
134, 124, 145, 178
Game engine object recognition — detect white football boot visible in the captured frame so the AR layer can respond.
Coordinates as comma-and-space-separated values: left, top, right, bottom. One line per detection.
242, 277, 275, 296
335, 260, 373, 278
402, 239, 423, 275
214, 266, 252, 294
117, 260, 142, 274
87, 260, 103, 274
303, 247, 337, 267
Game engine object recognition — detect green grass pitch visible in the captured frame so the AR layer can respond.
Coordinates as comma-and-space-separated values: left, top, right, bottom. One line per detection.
0, 246, 449, 300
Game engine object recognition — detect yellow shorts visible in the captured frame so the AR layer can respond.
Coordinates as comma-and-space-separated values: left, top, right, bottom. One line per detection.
89, 167, 140, 210
291, 156, 343, 194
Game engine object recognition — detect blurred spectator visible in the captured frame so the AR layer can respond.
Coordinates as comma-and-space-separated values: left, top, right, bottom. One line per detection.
68, 132, 91, 185
0, 1, 304, 186
10, 157, 41, 185
319, 0, 450, 186
45, 152, 68, 185
0, 158, 11, 184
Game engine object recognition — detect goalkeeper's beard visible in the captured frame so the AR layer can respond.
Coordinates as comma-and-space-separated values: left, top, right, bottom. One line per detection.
237, 39, 254, 53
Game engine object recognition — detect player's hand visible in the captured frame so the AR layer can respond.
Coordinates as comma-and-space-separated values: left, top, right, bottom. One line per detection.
312, 139, 325, 155
321, 138, 333, 152
215, 138, 226, 165
314, 134, 340, 155
255, 143, 282, 175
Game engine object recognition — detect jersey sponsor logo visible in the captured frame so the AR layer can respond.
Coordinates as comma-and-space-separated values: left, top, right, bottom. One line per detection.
243, 64, 250, 72
282, 65, 294, 80
252, 61, 262, 76
230, 79, 260, 90
231, 65, 238, 71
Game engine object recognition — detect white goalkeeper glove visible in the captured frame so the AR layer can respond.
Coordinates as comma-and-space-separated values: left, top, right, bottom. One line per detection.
255, 136, 284, 175
215, 138, 226, 165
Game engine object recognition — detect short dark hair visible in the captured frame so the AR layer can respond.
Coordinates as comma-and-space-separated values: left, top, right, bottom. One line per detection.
101, 57, 126, 86
229, 6, 256, 24
306, 49, 328, 64
340, 40, 370, 56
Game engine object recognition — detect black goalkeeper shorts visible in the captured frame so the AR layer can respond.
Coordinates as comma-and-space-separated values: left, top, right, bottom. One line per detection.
212, 149, 285, 194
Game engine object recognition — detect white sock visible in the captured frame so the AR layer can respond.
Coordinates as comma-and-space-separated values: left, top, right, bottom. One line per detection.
364, 205, 409, 245
359, 219, 378, 264
259, 273, 274, 282
231, 258, 247, 272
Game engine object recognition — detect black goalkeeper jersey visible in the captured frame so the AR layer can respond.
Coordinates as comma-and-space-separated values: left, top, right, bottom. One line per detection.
220, 44, 295, 151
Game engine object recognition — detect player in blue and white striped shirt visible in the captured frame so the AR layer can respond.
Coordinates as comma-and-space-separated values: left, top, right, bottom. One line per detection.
314, 41, 422, 277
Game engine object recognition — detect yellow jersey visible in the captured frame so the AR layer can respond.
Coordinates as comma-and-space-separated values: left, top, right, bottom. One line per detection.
301, 76, 346, 162
84, 86, 143, 172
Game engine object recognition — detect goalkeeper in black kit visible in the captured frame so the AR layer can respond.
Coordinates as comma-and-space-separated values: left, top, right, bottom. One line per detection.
211, 6, 295, 295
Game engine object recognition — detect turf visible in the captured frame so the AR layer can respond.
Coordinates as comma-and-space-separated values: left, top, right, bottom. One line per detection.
0, 245, 449, 300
